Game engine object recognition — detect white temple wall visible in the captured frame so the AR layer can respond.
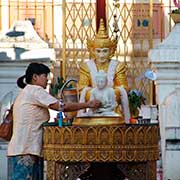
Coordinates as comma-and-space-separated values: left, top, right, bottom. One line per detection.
149, 24, 180, 180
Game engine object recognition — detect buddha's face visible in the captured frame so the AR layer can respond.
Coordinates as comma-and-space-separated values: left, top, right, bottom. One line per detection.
96, 77, 107, 90
94, 47, 110, 64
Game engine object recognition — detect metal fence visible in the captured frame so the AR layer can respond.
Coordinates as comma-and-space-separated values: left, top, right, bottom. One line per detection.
0, 0, 176, 103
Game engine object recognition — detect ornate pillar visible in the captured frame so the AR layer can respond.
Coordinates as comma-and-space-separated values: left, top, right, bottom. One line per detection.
96, 0, 106, 31
149, 23, 180, 179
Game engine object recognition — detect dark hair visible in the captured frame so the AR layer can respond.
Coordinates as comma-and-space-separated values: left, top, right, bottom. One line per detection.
17, 62, 50, 88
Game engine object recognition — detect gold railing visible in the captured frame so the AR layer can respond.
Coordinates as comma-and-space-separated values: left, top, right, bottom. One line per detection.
63, 0, 175, 104
0, 0, 176, 104
61, 0, 96, 78
107, 0, 159, 103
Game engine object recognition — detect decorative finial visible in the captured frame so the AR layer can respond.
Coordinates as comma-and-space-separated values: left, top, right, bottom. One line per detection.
96, 19, 109, 39
113, 14, 120, 40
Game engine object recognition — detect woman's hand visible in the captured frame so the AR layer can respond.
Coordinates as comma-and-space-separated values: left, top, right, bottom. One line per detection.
88, 100, 101, 109
56, 100, 101, 112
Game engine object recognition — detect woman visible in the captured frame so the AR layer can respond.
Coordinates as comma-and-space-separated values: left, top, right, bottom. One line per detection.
7, 62, 101, 180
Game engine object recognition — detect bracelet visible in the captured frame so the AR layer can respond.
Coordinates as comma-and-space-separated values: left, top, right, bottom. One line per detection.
59, 99, 64, 111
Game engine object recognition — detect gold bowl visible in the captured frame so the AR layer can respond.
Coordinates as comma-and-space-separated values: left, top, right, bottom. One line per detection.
169, 13, 180, 23
72, 116, 124, 126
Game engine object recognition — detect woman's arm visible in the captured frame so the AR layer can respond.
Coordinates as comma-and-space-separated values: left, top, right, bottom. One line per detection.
48, 101, 59, 111
63, 100, 101, 112
49, 100, 101, 112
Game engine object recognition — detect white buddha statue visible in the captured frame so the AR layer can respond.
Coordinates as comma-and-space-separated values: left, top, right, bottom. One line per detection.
87, 70, 119, 116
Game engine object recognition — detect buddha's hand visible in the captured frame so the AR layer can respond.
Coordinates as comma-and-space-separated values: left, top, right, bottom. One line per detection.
88, 100, 101, 109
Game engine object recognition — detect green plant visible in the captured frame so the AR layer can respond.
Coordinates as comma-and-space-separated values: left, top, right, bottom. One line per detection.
50, 77, 73, 97
172, 9, 180, 14
128, 89, 146, 116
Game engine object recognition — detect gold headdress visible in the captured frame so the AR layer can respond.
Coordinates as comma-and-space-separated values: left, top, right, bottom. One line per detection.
87, 19, 117, 59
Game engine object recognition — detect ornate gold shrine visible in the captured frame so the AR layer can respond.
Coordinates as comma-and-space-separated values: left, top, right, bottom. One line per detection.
43, 124, 159, 180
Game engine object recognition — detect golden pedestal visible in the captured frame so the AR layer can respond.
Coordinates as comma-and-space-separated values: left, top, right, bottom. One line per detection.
73, 116, 124, 126
43, 123, 159, 180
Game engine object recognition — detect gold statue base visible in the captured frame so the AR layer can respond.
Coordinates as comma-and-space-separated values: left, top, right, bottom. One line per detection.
72, 116, 124, 126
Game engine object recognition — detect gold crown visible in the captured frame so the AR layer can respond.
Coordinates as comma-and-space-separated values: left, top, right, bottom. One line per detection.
87, 19, 117, 59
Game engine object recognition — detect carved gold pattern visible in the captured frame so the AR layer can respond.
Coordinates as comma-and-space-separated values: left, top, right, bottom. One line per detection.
43, 124, 159, 179
55, 163, 90, 180
117, 161, 156, 180
43, 125, 159, 162
46, 161, 56, 180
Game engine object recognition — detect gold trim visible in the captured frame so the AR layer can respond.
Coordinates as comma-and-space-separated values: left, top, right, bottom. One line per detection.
73, 116, 124, 126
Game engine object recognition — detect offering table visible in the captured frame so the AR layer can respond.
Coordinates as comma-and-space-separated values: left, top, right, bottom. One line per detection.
43, 124, 159, 180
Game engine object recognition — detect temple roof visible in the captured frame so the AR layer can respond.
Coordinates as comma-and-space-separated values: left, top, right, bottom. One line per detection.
0, 20, 55, 61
